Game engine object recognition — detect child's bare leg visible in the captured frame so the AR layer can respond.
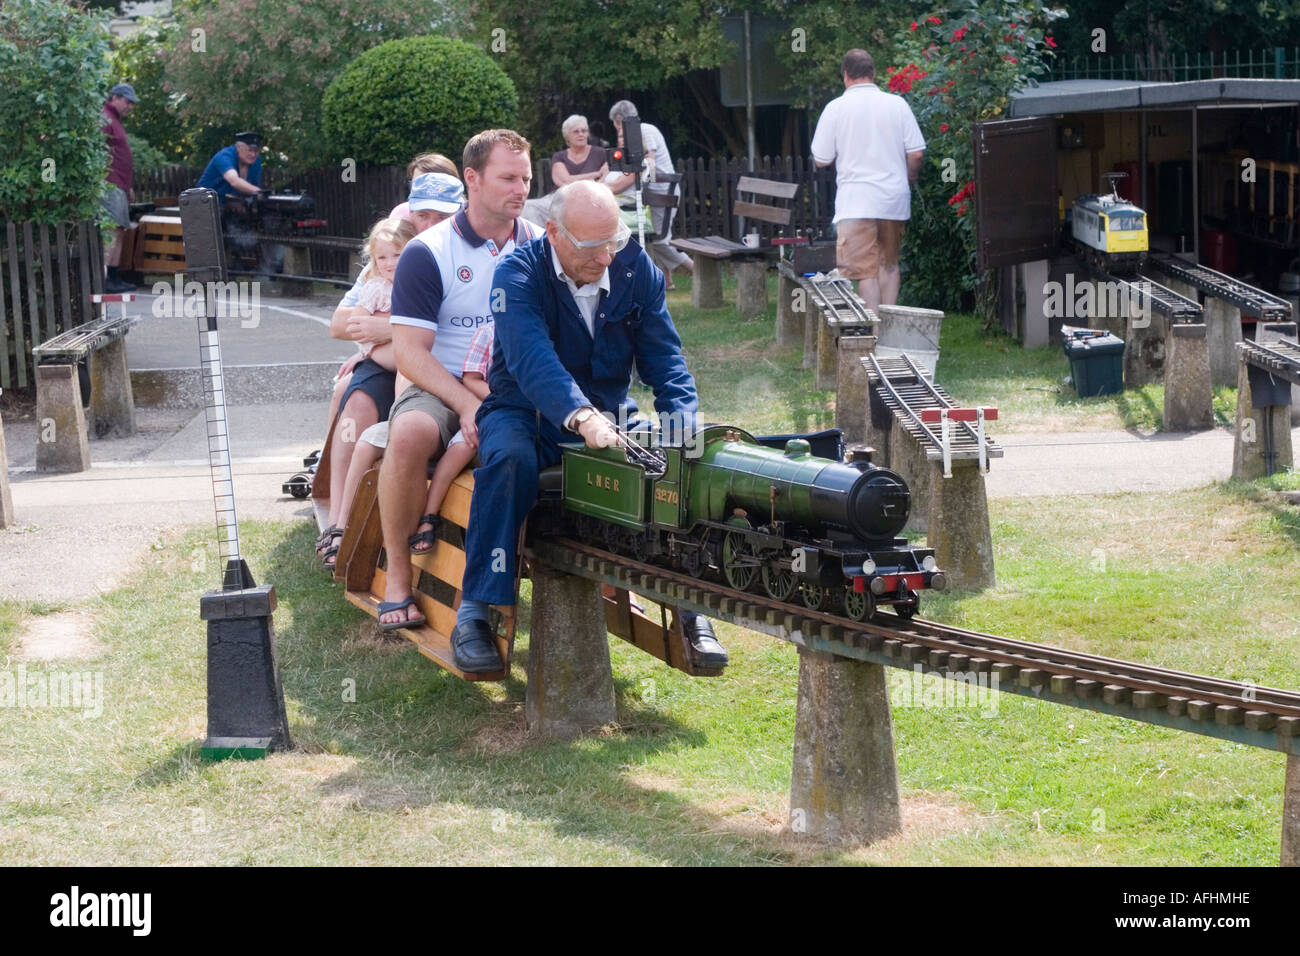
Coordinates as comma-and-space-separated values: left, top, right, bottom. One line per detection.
411, 442, 475, 554
326, 391, 379, 529
336, 440, 384, 533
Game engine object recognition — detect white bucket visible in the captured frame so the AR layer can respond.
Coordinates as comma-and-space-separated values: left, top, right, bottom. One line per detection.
876, 304, 944, 354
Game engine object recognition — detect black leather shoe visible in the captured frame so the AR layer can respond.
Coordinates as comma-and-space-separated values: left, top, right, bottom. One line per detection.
450, 619, 503, 673
680, 610, 728, 668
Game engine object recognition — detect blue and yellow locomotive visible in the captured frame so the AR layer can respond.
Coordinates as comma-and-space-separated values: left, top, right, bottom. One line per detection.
1069, 173, 1149, 274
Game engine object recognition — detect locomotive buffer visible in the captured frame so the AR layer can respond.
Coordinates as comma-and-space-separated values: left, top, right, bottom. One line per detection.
866, 353, 1002, 477
180, 187, 292, 760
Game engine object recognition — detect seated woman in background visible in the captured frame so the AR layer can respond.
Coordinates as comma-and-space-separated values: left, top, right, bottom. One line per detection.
522, 115, 609, 227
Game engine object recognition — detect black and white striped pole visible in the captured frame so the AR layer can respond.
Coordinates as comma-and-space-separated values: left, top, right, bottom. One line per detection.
179, 188, 291, 760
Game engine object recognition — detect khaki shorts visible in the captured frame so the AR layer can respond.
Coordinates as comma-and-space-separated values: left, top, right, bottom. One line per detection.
836, 218, 905, 280
102, 185, 130, 230
388, 383, 461, 448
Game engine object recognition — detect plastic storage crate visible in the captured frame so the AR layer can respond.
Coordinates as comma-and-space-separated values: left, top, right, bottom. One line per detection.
1062, 325, 1124, 397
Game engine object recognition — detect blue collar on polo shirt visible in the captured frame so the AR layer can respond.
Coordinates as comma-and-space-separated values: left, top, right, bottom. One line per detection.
452, 208, 530, 252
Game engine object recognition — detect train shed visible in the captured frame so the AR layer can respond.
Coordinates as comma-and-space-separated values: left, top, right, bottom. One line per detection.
977, 78, 1300, 345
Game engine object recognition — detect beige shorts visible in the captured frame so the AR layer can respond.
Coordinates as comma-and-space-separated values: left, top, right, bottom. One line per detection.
388, 383, 461, 448
836, 218, 905, 280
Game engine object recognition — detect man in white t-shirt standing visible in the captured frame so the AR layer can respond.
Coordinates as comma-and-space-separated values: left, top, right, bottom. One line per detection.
810, 49, 926, 310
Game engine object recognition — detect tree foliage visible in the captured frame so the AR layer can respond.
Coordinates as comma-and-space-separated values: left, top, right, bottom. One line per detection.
322, 36, 518, 166
0, 0, 111, 223
161, 0, 453, 167
885, 0, 1064, 311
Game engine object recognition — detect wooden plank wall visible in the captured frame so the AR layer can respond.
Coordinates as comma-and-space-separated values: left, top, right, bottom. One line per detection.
0, 221, 99, 390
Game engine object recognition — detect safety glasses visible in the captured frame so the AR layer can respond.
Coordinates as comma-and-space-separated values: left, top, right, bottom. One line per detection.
555, 220, 631, 257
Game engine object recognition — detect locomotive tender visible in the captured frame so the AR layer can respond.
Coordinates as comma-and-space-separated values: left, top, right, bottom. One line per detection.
536, 424, 946, 620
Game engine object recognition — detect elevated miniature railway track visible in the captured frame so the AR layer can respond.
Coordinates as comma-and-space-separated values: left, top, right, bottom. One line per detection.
1091, 267, 1204, 322
866, 353, 1003, 466
529, 538, 1300, 755
1146, 254, 1294, 322
803, 275, 877, 329
1239, 338, 1300, 385
31, 312, 139, 361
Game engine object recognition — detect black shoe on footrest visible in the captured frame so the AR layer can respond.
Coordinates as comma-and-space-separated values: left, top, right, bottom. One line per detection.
680, 610, 728, 668
450, 619, 503, 673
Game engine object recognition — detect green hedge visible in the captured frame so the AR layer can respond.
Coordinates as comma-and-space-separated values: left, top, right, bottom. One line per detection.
0, 0, 110, 223
322, 36, 519, 166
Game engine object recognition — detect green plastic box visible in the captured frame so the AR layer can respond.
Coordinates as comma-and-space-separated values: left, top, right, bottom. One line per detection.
1062, 325, 1125, 397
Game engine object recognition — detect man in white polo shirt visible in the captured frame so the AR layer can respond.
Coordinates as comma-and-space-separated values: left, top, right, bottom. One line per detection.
376, 129, 543, 629
811, 49, 926, 310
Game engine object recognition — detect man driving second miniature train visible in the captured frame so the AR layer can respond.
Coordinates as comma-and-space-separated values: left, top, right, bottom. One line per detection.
449, 180, 728, 674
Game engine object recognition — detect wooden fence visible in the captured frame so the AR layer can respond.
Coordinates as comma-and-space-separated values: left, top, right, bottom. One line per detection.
134, 155, 837, 249
0, 221, 102, 390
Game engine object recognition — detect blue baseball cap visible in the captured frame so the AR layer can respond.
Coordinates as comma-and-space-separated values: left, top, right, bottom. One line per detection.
109, 83, 139, 103
409, 172, 464, 214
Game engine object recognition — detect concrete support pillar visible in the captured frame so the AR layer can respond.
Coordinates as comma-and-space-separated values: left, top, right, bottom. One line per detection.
865, 393, 893, 469
1162, 323, 1214, 432
734, 259, 767, 319
816, 318, 837, 390
1087, 279, 1128, 340
526, 564, 616, 739
691, 256, 724, 309
1203, 298, 1242, 387
34, 363, 90, 473
1232, 355, 1294, 480
1019, 259, 1051, 348
1257, 322, 1300, 425
281, 245, 314, 296
1123, 310, 1167, 388
926, 460, 996, 590
889, 419, 930, 534
789, 647, 901, 844
802, 302, 819, 370
776, 271, 801, 345
1283, 754, 1300, 867
834, 334, 876, 446
88, 337, 136, 439
0, 409, 14, 529
1162, 277, 1200, 304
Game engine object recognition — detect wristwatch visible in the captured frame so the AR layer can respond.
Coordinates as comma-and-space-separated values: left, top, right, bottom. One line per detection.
570, 406, 598, 433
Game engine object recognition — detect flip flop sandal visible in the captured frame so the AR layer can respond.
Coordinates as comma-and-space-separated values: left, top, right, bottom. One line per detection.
316, 525, 341, 556
377, 597, 425, 631
408, 514, 441, 554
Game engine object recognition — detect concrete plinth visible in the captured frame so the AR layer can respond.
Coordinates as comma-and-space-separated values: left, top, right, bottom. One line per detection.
1203, 298, 1242, 387
816, 316, 837, 390
282, 245, 314, 296
789, 647, 901, 844
691, 256, 723, 309
1123, 310, 1166, 387
802, 301, 818, 370
1283, 754, 1300, 867
1086, 279, 1128, 340
1232, 356, 1294, 480
1163, 277, 1200, 305
526, 564, 616, 739
88, 338, 136, 439
734, 259, 768, 319
1257, 322, 1300, 426
0, 410, 14, 528
1162, 323, 1214, 432
865, 392, 893, 468
834, 334, 877, 445
889, 419, 931, 534
776, 271, 801, 345
926, 460, 995, 590
35, 363, 90, 473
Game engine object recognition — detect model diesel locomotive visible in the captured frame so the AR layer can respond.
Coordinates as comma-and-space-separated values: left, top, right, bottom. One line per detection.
1069, 173, 1149, 273
535, 424, 946, 620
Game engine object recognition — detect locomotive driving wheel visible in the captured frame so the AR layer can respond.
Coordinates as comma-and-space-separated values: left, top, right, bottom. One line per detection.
761, 562, 797, 601
843, 587, 875, 622
722, 531, 758, 592
799, 581, 828, 611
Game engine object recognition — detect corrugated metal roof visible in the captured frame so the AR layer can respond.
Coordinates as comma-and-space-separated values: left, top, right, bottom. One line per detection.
1009, 78, 1300, 116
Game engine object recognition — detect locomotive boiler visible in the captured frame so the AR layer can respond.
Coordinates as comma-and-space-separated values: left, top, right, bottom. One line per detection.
537, 424, 946, 620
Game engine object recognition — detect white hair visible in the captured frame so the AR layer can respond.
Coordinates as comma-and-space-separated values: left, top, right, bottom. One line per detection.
561, 114, 588, 140
609, 100, 638, 123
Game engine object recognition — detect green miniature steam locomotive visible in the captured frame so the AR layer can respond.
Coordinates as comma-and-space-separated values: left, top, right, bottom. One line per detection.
536, 424, 946, 620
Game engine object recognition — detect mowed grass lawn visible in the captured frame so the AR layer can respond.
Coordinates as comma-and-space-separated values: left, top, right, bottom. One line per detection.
1, 272, 1295, 865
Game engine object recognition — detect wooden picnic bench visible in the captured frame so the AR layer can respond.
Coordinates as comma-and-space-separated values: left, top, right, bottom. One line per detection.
30, 294, 139, 472
671, 177, 801, 317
